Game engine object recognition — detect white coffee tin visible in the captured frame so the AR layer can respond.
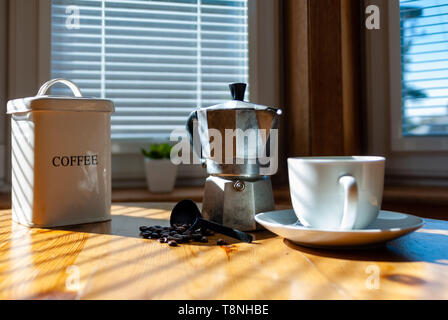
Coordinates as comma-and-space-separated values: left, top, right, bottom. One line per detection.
7, 79, 115, 227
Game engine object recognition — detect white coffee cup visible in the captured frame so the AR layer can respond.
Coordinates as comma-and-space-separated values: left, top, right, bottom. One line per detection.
287, 156, 385, 230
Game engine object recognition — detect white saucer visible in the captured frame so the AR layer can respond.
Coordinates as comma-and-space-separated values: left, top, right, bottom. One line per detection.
255, 209, 424, 249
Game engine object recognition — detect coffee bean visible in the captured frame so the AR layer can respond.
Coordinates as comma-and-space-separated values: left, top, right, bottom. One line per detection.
173, 235, 183, 242
201, 228, 214, 236
181, 235, 191, 242
217, 239, 227, 245
168, 240, 178, 247
168, 235, 182, 242
176, 227, 186, 233
138, 224, 199, 246
142, 232, 152, 239
192, 233, 202, 241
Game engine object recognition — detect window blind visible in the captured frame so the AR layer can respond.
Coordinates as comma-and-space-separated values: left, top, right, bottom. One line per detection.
400, 0, 448, 136
50, 0, 249, 140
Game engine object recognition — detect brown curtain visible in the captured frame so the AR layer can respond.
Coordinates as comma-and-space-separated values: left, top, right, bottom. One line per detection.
283, 0, 364, 159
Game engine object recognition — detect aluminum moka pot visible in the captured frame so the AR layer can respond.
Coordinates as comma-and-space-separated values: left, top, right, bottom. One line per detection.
186, 83, 282, 178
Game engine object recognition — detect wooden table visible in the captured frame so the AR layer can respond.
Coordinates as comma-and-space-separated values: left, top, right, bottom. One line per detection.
0, 203, 447, 299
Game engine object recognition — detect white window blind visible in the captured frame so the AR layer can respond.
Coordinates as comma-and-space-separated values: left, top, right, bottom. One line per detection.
400, 0, 448, 136
50, 0, 249, 140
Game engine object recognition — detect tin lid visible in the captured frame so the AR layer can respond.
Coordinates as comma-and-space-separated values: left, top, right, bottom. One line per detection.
7, 79, 115, 114
202, 83, 281, 114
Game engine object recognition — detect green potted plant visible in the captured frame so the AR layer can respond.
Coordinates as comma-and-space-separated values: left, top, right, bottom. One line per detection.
141, 143, 177, 193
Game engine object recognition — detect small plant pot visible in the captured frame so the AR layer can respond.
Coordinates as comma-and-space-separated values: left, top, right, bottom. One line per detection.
144, 158, 178, 193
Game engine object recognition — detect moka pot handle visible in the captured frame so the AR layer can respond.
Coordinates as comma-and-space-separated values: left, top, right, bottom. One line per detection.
186, 110, 205, 166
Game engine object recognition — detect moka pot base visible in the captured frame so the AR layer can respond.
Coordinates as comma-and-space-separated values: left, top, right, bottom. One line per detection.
201, 175, 275, 231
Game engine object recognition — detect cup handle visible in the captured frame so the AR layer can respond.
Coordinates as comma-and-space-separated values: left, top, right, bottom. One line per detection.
339, 175, 358, 230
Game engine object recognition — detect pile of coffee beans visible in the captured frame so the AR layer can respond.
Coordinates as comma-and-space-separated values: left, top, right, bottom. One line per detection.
139, 224, 227, 247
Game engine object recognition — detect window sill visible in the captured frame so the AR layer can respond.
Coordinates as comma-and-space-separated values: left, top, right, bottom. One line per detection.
0, 186, 292, 210
382, 185, 448, 205
111, 187, 204, 203
265, 185, 448, 221
0, 185, 446, 220
114, 185, 448, 210
112, 185, 293, 205
381, 185, 448, 221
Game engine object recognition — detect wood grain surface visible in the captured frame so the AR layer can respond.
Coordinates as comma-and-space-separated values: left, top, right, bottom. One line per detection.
0, 203, 447, 299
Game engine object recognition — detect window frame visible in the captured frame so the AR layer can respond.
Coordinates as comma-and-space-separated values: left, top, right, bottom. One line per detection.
389, 0, 448, 152
365, 0, 448, 184
6, 0, 281, 186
